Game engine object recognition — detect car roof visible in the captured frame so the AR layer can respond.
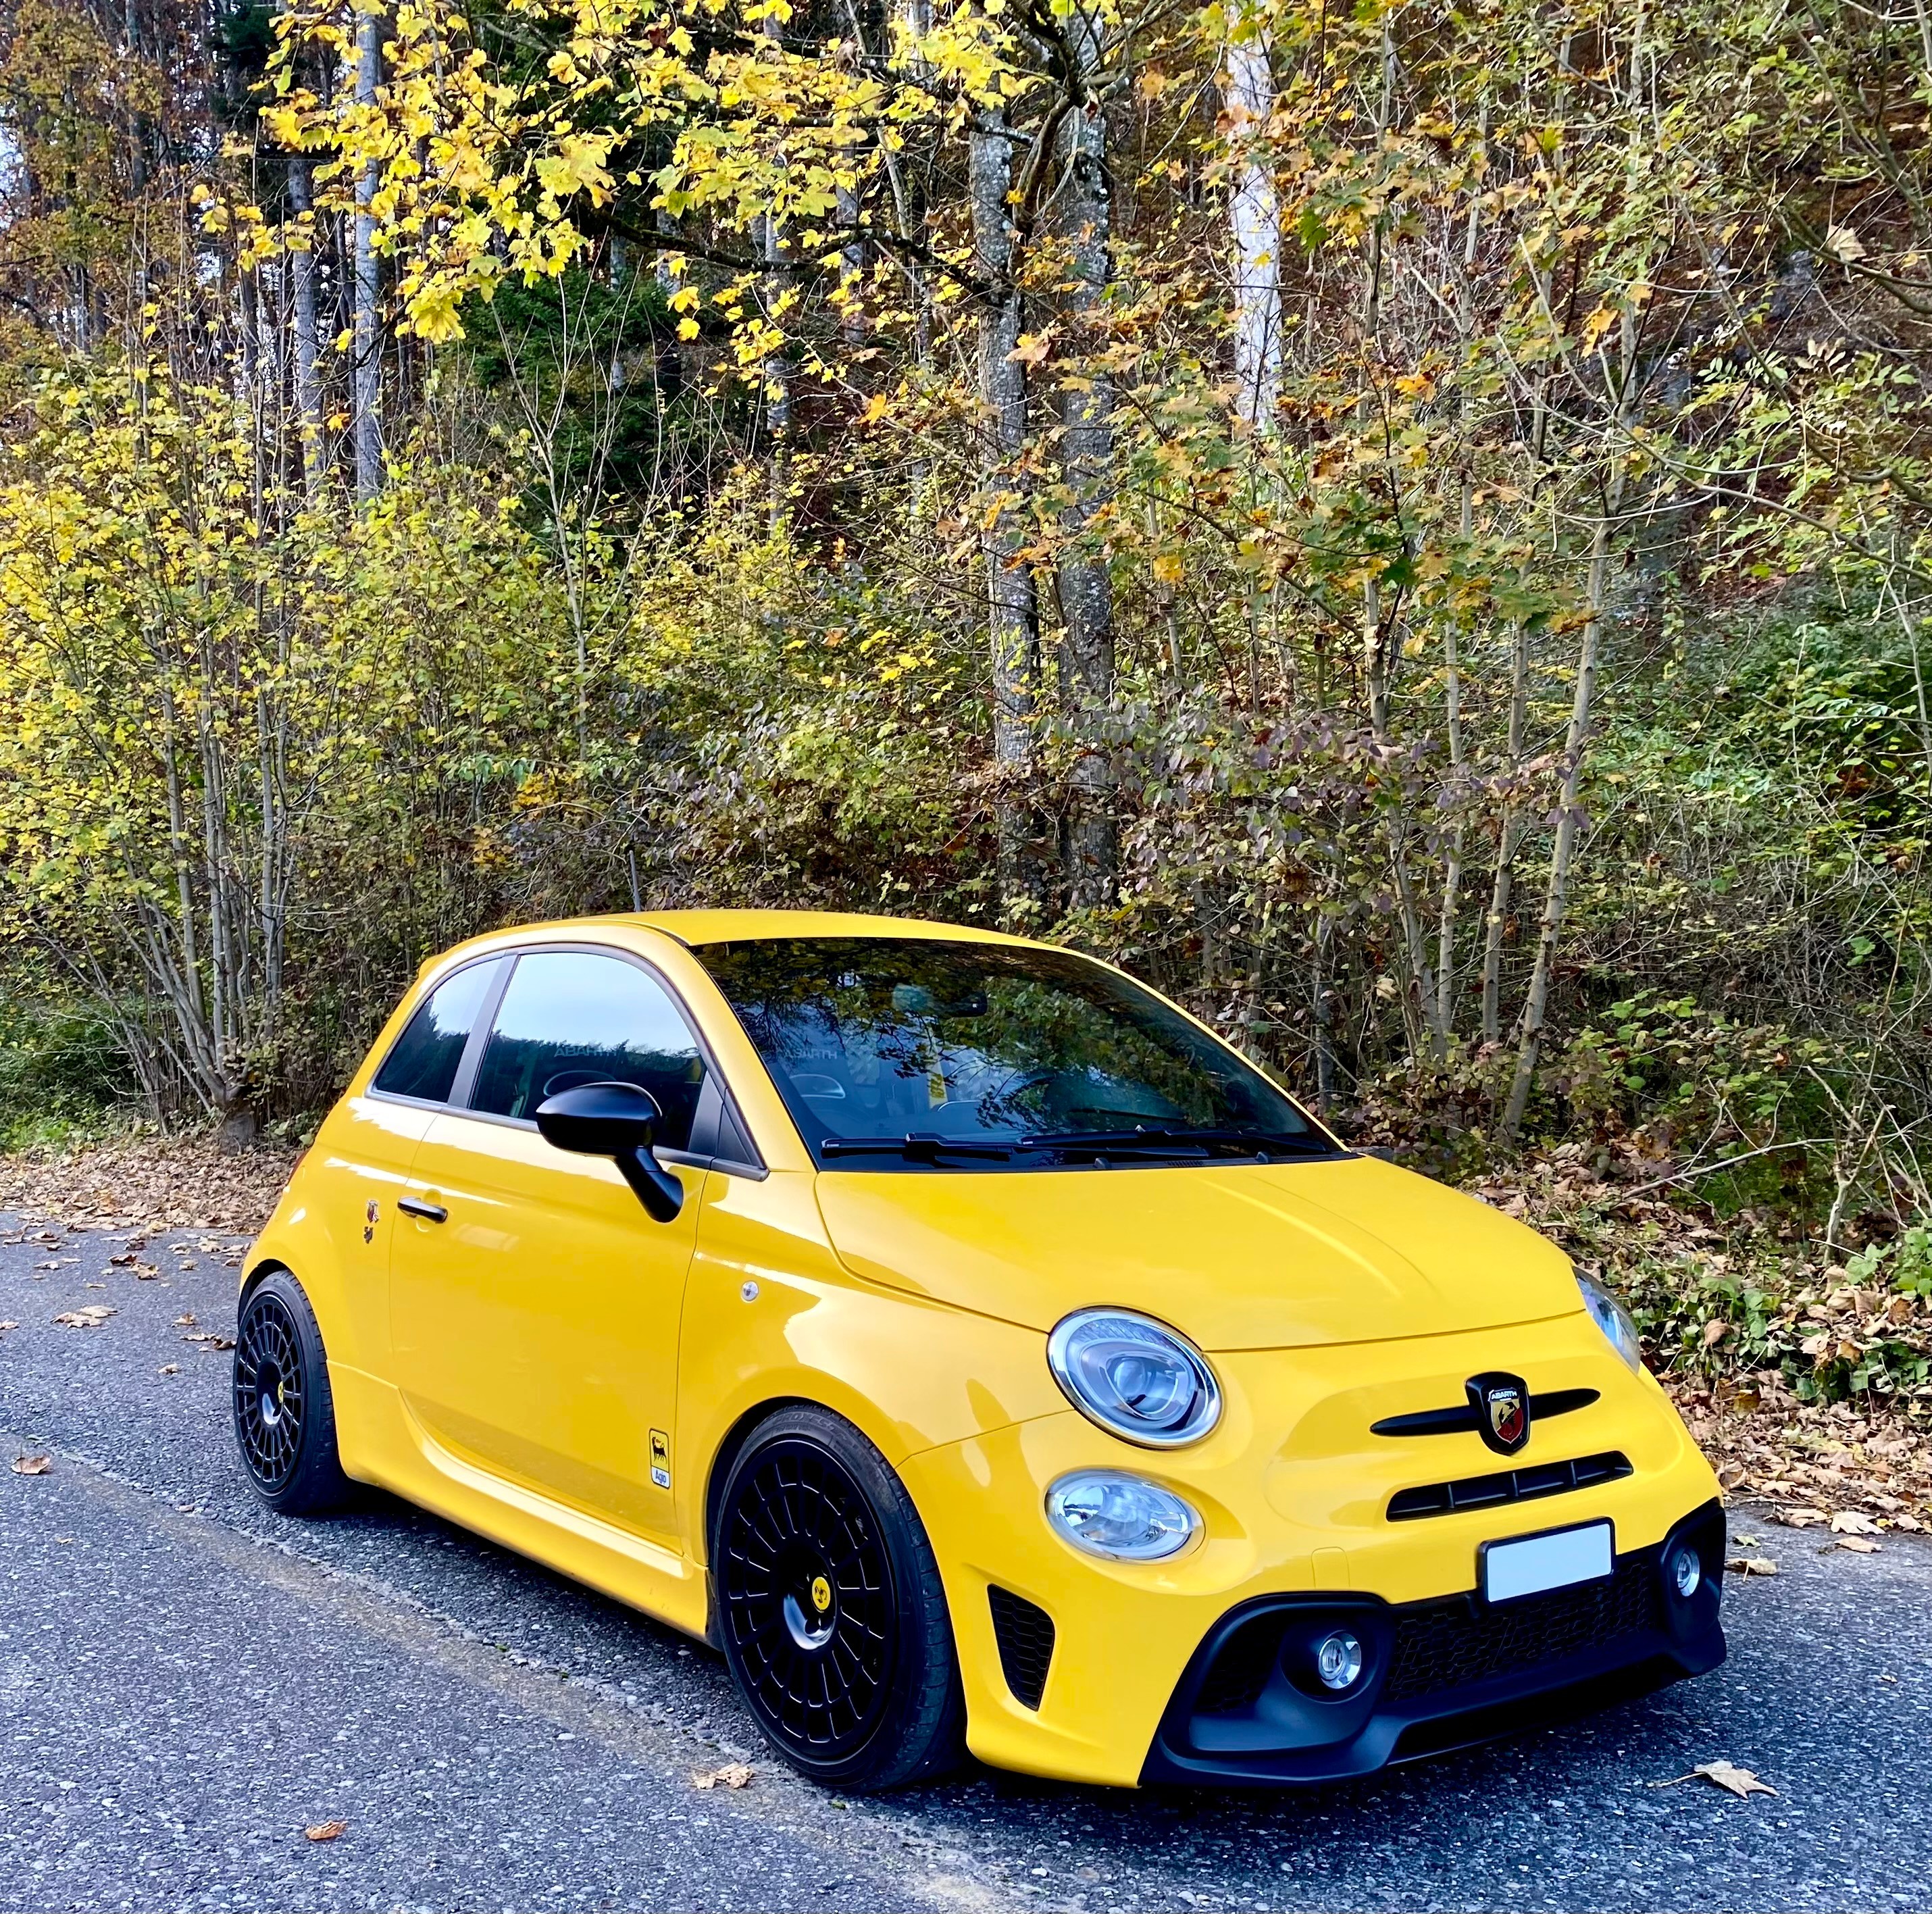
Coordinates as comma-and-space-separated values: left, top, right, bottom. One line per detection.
620, 909, 1034, 949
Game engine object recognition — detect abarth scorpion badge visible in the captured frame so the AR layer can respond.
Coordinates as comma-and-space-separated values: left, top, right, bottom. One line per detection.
1467, 1371, 1531, 1456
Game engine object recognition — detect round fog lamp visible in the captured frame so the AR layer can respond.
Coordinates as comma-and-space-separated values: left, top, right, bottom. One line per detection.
1314, 1628, 1364, 1692
1668, 1543, 1702, 1599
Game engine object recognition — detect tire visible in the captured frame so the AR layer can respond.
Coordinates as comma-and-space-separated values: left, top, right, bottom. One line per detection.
712, 1405, 964, 1790
232, 1269, 352, 1515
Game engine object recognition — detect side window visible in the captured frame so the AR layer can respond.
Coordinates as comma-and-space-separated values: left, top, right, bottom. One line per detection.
371, 959, 507, 1105
469, 951, 707, 1151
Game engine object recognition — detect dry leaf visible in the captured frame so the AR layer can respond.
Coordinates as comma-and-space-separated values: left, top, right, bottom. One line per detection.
184, 1332, 237, 1351
1702, 1319, 1730, 1349
53, 1306, 116, 1328
0, 1321, 18, 1334
692, 1763, 755, 1790
173, 1313, 197, 1327
157, 1363, 180, 1376
1834, 1536, 1881, 1553
1771, 1506, 1827, 1528
304, 1819, 348, 1842
1726, 1556, 1777, 1576
1829, 1509, 1881, 1536
11, 1455, 51, 1476
1660, 1760, 1777, 1799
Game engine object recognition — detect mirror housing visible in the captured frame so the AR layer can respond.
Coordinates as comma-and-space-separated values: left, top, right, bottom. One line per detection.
535, 1080, 684, 1224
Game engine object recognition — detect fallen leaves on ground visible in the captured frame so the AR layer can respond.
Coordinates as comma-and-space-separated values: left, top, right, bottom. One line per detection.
1658, 1760, 1778, 1799
53, 1306, 115, 1328
692, 1763, 755, 1790
0, 1320, 18, 1334
1833, 1536, 1883, 1553
11, 1455, 51, 1475
0, 1132, 299, 1234
304, 1819, 348, 1842
157, 1363, 178, 1376
1829, 1509, 1882, 1534
1727, 1555, 1778, 1575
183, 1331, 236, 1350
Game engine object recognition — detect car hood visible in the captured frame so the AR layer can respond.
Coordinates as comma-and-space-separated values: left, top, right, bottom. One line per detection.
812, 1153, 1580, 1353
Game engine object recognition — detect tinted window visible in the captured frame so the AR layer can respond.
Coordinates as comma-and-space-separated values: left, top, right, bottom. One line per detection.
696, 936, 1333, 1171
470, 951, 706, 1149
372, 959, 506, 1104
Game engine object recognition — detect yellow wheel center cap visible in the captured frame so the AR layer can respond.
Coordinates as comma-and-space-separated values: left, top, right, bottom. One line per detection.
809, 1575, 832, 1614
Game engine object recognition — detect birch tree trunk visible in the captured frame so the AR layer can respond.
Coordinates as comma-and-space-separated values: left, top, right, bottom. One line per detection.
1055, 7, 1118, 909
352, 4, 382, 502
969, 96, 1044, 912
1223, 9, 1281, 434
287, 156, 324, 501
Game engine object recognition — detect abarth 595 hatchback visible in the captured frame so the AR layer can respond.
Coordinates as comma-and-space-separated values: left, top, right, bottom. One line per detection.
234, 911, 1725, 1790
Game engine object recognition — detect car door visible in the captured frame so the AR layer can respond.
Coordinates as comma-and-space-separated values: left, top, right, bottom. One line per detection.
389, 945, 709, 1545
338, 955, 512, 1359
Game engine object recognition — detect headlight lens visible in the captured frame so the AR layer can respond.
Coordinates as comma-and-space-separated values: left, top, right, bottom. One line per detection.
1045, 1470, 1200, 1561
1046, 1308, 1222, 1446
1578, 1273, 1644, 1372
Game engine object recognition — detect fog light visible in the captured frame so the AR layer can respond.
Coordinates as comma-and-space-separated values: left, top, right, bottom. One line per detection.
1667, 1542, 1702, 1599
1314, 1628, 1363, 1691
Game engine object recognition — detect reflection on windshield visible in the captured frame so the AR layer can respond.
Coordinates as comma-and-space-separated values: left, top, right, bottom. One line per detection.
693, 936, 1334, 1170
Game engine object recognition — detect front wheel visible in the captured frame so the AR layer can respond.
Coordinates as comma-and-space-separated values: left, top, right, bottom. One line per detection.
713, 1405, 963, 1790
232, 1269, 351, 1515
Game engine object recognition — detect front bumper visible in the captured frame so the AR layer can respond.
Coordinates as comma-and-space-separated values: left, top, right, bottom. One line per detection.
898, 1314, 1728, 1788
1141, 1501, 1725, 1784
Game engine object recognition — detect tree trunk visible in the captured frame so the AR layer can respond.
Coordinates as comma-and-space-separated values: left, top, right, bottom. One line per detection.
353, 5, 383, 501
288, 157, 324, 501
1055, 7, 1117, 910
969, 96, 1045, 914
1500, 501, 1617, 1140
1223, 10, 1281, 434
1479, 612, 1531, 1043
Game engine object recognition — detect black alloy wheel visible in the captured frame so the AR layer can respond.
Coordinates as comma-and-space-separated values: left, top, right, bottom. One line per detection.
714, 1406, 963, 1789
232, 1268, 351, 1515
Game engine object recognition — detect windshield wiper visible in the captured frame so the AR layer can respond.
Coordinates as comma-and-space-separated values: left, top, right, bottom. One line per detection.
1017, 1127, 1333, 1161
819, 1132, 1016, 1163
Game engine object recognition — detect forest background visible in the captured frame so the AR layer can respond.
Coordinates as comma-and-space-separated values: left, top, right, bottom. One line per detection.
3, 0, 1931, 1506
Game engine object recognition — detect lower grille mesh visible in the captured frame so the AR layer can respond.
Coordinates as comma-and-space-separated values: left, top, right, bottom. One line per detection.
1384, 1557, 1662, 1702
988, 1587, 1056, 1710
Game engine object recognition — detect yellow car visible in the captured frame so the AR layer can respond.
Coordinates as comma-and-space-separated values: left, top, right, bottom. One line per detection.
234, 910, 1726, 1790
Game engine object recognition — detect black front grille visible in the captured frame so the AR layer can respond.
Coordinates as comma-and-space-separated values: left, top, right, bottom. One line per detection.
1387, 1450, 1632, 1521
988, 1587, 1056, 1709
1383, 1556, 1662, 1702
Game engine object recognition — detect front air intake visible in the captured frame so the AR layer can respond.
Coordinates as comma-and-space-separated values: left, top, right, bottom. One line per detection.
988, 1587, 1056, 1709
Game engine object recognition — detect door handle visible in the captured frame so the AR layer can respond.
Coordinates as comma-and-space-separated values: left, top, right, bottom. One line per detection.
397, 1197, 449, 1224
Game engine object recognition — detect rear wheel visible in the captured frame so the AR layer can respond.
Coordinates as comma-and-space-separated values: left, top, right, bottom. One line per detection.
232, 1269, 351, 1515
713, 1405, 963, 1790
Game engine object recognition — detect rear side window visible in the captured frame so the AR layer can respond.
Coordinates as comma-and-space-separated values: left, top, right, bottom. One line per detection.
372, 959, 506, 1104
469, 951, 707, 1150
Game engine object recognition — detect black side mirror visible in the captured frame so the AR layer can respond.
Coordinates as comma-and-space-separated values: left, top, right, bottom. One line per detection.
534, 1080, 685, 1224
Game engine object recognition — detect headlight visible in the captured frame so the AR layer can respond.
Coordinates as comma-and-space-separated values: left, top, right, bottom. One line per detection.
1578, 1273, 1644, 1372
1046, 1308, 1222, 1446
1045, 1471, 1200, 1561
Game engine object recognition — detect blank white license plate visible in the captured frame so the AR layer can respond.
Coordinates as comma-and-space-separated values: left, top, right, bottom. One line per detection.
1481, 1521, 1614, 1604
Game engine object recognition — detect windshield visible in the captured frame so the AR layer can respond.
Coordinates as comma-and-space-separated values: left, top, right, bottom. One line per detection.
692, 936, 1338, 1171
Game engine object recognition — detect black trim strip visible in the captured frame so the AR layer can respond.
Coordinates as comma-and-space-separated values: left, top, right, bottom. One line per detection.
1371, 1386, 1598, 1438
1386, 1450, 1633, 1521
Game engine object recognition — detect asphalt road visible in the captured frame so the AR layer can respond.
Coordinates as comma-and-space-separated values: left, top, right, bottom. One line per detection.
1, 1216, 1928, 1913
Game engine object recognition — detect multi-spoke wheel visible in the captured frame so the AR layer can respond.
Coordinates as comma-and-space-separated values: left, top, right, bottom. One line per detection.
715, 1406, 963, 1789
232, 1269, 350, 1515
